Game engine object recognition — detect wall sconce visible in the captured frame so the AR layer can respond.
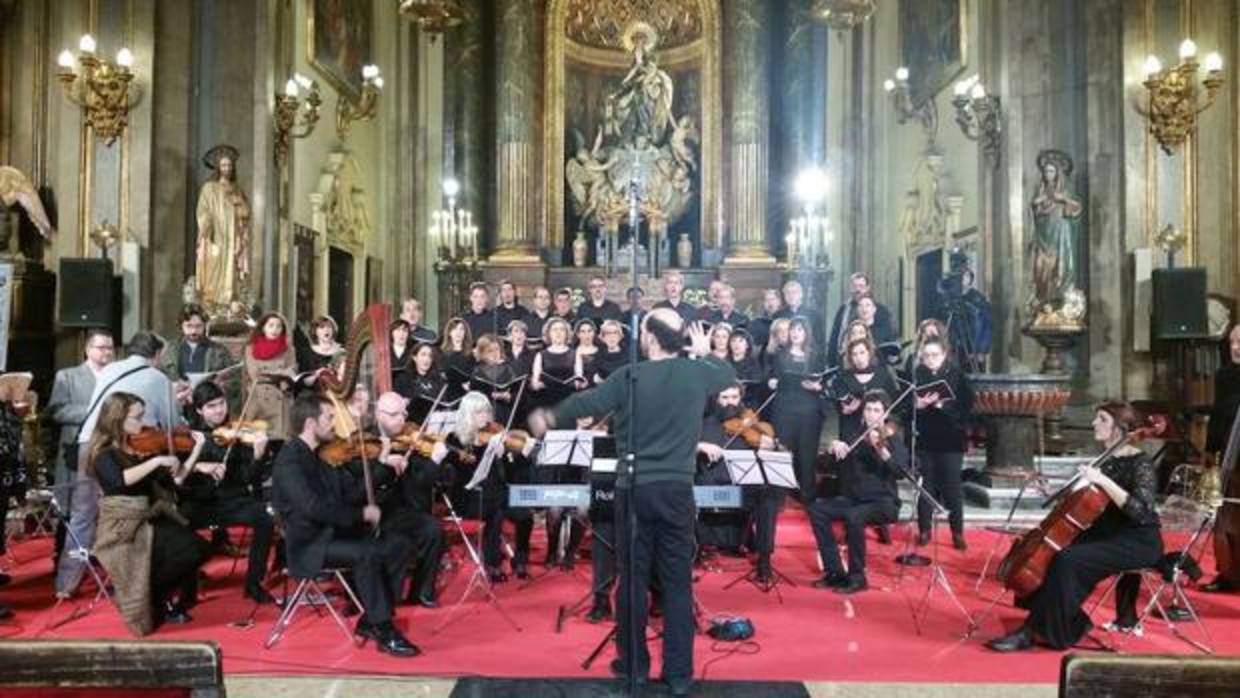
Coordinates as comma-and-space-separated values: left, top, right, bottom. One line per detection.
336, 65, 383, 140
951, 74, 1002, 167
274, 73, 321, 168
883, 66, 938, 138
56, 34, 141, 146
1139, 39, 1225, 155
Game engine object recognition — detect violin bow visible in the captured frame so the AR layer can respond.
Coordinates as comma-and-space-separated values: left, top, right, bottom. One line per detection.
720, 390, 778, 451
217, 377, 262, 478
352, 405, 380, 538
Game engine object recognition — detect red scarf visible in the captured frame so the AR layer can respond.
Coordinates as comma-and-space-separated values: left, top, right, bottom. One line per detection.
251, 334, 288, 361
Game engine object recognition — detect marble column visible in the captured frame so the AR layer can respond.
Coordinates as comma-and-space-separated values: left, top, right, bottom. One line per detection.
445, 0, 490, 243
490, 0, 541, 262
724, 0, 775, 264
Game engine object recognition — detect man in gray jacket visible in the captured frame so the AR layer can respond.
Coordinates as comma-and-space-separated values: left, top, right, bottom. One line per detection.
46, 328, 114, 555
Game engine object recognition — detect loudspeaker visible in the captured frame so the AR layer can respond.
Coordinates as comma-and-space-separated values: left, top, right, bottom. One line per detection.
1152, 267, 1207, 340
58, 258, 116, 328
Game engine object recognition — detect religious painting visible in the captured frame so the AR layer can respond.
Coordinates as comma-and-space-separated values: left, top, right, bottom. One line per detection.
307, 0, 372, 103
899, 0, 967, 108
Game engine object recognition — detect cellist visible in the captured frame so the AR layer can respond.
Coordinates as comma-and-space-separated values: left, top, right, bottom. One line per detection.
987, 401, 1162, 652
1201, 323, 1240, 593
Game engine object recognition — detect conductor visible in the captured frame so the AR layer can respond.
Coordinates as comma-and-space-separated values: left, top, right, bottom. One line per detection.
530, 309, 735, 696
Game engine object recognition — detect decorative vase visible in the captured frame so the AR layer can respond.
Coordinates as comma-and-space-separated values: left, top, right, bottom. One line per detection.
573, 232, 588, 267
676, 233, 693, 268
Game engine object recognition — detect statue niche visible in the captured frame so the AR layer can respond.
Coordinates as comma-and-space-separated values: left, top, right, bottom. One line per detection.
547, 1, 721, 269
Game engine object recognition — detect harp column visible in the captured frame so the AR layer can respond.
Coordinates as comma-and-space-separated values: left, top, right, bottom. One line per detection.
489, 0, 542, 264
724, 0, 776, 265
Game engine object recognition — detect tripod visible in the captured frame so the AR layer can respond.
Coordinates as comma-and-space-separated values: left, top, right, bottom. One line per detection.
893, 461, 974, 634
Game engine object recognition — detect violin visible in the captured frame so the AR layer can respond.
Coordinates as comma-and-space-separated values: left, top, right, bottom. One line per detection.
318, 434, 386, 468
861, 420, 900, 451
722, 409, 777, 449
212, 419, 270, 446
126, 425, 198, 458
480, 422, 536, 454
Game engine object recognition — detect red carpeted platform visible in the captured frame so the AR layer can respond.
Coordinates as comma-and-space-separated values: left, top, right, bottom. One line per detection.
2, 507, 1235, 685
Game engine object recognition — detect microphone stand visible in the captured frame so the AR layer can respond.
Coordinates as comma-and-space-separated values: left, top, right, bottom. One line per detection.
620, 154, 643, 697
893, 377, 931, 569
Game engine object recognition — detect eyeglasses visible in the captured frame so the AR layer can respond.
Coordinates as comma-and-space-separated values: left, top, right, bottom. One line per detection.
88, 344, 115, 351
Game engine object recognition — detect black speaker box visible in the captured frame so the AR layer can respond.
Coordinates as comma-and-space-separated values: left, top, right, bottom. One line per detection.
1151, 267, 1207, 340
58, 258, 117, 328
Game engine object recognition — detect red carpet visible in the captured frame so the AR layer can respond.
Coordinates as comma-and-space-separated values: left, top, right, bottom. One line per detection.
2, 508, 1235, 685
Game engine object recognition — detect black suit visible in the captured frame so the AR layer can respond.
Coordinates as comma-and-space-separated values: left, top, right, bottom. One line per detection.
272, 436, 411, 625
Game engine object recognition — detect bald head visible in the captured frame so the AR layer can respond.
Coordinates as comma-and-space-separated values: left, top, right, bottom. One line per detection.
642, 307, 684, 356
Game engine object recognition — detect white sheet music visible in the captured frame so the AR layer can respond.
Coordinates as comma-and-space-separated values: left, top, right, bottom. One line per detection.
466, 438, 503, 491
537, 429, 596, 468
424, 410, 458, 435
723, 449, 798, 490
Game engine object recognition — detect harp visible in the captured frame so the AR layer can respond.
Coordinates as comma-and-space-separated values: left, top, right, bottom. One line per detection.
319, 303, 395, 435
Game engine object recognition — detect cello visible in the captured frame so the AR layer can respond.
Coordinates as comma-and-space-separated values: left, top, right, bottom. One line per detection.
996, 415, 1166, 598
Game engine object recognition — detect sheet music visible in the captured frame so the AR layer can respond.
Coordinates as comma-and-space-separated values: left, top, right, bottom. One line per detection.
466, 438, 503, 491
723, 449, 798, 490
424, 410, 458, 435
537, 429, 596, 468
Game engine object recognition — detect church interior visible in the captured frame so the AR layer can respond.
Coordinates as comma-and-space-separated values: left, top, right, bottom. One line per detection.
1, 1, 1240, 696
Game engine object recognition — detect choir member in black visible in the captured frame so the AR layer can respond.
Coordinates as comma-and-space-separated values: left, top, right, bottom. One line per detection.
834, 338, 899, 443
1202, 323, 1240, 592
766, 317, 827, 504
853, 294, 897, 358
362, 392, 445, 607
912, 337, 974, 550
624, 286, 648, 328
273, 394, 418, 656
471, 334, 518, 423
504, 320, 536, 379
553, 287, 577, 324
88, 393, 210, 631
580, 276, 624, 325
654, 270, 697, 324
727, 329, 765, 409
494, 280, 531, 331
988, 401, 1163, 651
406, 343, 445, 425
704, 284, 749, 332
389, 319, 415, 400
299, 315, 344, 375
594, 320, 630, 384
708, 322, 732, 360
439, 317, 475, 403
531, 317, 582, 407
903, 319, 949, 381
526, 286, 554, 346
431, 391, 537, 581
810, 390, 906, 594
749, 289, 783, 356
574, 318, 602, 385
763, 317, 791, 370
399, 298, 439, 345
181, 382, 276, 604
828, 272, 894, 368
774, 281, 825, 340
463, 282, 498, 340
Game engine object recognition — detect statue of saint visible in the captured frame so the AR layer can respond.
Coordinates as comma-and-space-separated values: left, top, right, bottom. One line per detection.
607, 22, 675, 145
1028, 150, 1083, 323
195, 145, 252, 316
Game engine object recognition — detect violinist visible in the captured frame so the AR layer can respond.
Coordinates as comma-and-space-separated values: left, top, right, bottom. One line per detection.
180, 382, 276, 604
431, 391, 537, 582
87, 392, 211, 633
695, 383, 770, 562
987, 401, 1163, 652
271, 394, 419, 657
809, 390, 906, 594
912, 337, 974, 550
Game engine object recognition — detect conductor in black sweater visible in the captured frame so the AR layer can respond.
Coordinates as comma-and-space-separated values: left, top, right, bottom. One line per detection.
529, 309, 735, 697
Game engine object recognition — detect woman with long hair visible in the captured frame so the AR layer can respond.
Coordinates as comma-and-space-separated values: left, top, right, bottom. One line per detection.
244, 312, 296, 437
573, 319, 601, 386
763, 317, 791, 371
439, 317, 475, 402
912, 337, 974, 550
835, 338, 899, 443
88, 393, 211, 634
987, 401, 1162, 651
472, 334, 517, 423
727, 328, 765, 410
709, 323, 733, 361
406, 342, 444, 424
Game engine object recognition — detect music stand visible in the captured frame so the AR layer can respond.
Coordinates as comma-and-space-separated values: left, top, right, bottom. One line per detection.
722, 450, 798, 597
558, 444, 620, 633
433, 438, 522, 635
424, 410, 458, 436
523, 430, 595, 590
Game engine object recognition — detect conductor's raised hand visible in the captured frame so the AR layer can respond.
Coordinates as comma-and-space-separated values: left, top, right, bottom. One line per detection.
686, 321, 711, 358
528, 408, 555, 439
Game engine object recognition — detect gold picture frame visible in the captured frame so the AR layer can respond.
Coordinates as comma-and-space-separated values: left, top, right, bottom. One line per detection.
306, 0, 373, 104
898, 0, 968, 109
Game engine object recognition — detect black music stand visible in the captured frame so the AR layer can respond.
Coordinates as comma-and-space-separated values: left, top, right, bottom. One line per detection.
522, 429, 595, 590
721, 449, 798, 598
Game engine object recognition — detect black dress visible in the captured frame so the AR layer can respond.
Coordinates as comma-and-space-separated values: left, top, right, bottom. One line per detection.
441, 350, 476, 403
407, 368, 445, 424
1019, 452, 1163, 648
768, 348, 828, 503
535, 347, 578, 408
834, 366, 900, 444
94, 449, 209, 612
443, 432, 532, 573
912, 362, 973, 536
390, 343, 414, 400
594, 348, 629, 383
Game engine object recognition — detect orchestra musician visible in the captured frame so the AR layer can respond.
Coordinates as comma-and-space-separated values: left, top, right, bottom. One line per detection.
430, 391, 537, 582
181, 382, 276, 604
88, 392, 211, 633
766, 317, 828, 505
272, 394, 419, 657
912, 336, 974, 550
1202, 322, 1240, 592
987, 401, 1163, 651
810, 390, 906, 594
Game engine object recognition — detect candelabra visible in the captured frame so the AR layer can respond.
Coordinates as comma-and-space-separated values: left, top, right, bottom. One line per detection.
431, 178, 481, 321
1139, 39, 1225, 155
274, 73, 322, 168
787, 168, 833, 311
399, 0, 471, 42
809, 0, 877, 33
56, 35, 141, 146
336, 65, 383, 140
883, 66, 938, 140
951, 74, 1002, 167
